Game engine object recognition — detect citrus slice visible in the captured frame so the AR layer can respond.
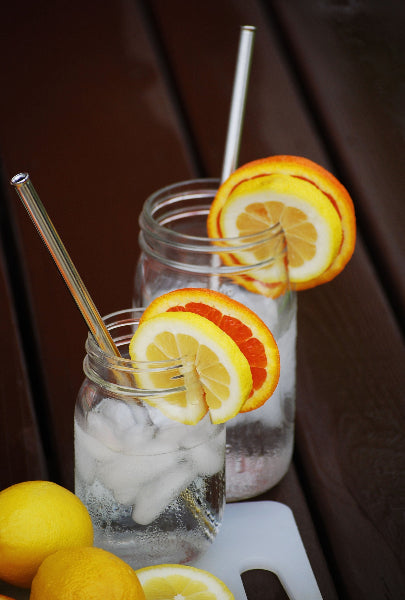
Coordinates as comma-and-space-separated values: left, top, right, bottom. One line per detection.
135, 564, 234, 600
129, 311, 252, 424
208, 155, 356, 290
140, 288, 280, 413
212, 172, 342, 285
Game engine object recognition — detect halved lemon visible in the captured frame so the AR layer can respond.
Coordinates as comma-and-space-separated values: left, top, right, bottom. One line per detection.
135, 564, 234, 600
140, 288, 280, 413
129, 311, 252, 424
208, 155, 356, 289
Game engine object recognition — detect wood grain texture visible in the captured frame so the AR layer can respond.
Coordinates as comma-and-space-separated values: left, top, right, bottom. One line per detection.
272, 0, 405, 327
0, 0, 198, 487
296, 237, 405, 599
0, 199, 47, 488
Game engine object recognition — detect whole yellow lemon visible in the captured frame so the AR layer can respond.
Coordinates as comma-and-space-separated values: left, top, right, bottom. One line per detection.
0, 480, 93, 588
30, 547, 145, 600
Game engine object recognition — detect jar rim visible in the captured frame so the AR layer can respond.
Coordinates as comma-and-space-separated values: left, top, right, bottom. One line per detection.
140, 178, 285, 250
84, 308, 198, 398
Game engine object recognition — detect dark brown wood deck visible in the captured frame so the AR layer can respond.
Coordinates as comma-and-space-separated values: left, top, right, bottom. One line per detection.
1, 1, 404, 598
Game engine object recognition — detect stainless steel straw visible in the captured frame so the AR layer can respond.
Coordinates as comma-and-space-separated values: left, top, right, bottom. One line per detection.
11, 173, 217, 536
221, 25, 256, 182
11, 172, 120, 357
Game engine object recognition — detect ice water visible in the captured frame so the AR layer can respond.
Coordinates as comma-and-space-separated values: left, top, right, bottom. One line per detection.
75, 397, 225, 568
135, 179, 297, 499
74, 308, 225, 568
136, 276, 296, 500
224, 286, 297, 500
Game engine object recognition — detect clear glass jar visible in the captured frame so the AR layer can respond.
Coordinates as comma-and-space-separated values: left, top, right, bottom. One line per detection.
134, 179, 297, 501
74, 308, 225, 568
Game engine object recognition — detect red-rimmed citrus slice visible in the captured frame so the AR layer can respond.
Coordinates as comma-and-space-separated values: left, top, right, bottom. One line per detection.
139, 288, 280, 413
129, 311, 252, 424
208, 155, 356, 290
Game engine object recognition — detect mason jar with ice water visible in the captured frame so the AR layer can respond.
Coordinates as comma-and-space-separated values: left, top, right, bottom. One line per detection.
134, 179, 297, 501
74, 308, 225, 568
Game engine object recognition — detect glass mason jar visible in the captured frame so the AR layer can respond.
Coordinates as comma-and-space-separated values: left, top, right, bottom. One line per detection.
74, 308, 225, 569
134, 179, 297, 501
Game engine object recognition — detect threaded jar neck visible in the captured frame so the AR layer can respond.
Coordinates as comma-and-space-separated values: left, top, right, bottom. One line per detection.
83, 308, 198, 399
139, 179, 287, 274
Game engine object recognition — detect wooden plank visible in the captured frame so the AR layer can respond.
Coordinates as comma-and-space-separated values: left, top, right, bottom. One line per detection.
0, 171, 47, 489
0, 257, 47, 489
296, 238, 405, 600
272, 0, 405, 326
0, 0, 198, 488
148, 0, 330, 172
261, 466, 339, 600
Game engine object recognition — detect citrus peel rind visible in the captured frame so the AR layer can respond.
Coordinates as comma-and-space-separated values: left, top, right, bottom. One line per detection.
140, 288, 280, 413
30, 547, 145, 600
208, 155, 356, 289
0, 481, 93, 589
129, 311, 253, 424
135, 564, 234, 600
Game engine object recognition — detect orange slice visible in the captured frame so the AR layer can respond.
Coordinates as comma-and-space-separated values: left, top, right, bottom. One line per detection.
140, 288, 280, 413
129, 311, 252, 424
208, 155, 356, 290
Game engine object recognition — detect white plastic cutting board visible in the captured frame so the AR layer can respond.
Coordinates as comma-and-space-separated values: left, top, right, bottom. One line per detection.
192, 501, 323, 599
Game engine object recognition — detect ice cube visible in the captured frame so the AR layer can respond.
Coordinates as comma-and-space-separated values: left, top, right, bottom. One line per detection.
132, 462, 197, 525
191, 433, 225, 477
74, 420, 115, 483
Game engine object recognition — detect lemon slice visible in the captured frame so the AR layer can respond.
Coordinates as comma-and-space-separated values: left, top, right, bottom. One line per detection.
135, 564, 234, 599
129, 312, 252, 425
217, 172, 342, 284
140, 287, 280, 413
208, 155, 356, 290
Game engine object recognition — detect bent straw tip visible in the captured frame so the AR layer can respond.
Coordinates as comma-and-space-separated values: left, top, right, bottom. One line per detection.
11, 172, 29, 187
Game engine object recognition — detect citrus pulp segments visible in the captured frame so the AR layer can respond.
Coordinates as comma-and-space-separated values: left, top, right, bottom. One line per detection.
129, 311, 252, 424
219, 173, 343, 284
140, 288, 280, 413
208, 155, 356, 289
135, 564, 234, 600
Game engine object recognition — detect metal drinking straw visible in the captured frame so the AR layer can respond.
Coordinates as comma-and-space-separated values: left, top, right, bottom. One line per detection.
11, 172, 218, 536
11, 172, 120, 357
221, 25, 256, 183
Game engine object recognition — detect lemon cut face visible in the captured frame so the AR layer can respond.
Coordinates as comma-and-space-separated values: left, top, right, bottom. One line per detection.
208, 154, 356, 290
136, 564, 234, 600
139, 287, 280, 413
218, 173, 343, 284
129, 311, 252, 425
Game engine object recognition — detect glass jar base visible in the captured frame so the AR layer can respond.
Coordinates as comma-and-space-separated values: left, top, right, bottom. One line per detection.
225, 434, 294, 501
93, 529, 214, 569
